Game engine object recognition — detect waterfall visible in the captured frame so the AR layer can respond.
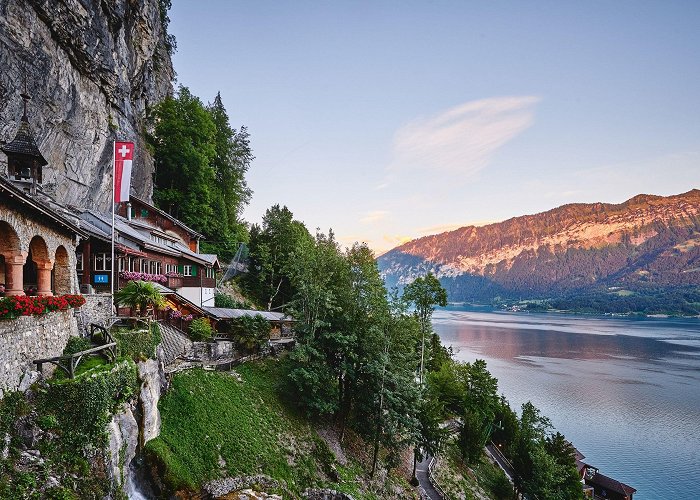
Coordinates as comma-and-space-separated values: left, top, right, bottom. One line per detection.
125, 456, 155, 499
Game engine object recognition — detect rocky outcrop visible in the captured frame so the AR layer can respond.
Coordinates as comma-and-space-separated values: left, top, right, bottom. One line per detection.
137, 351, 166, 444
0, 0, 173, 210
106, 404, 139, 490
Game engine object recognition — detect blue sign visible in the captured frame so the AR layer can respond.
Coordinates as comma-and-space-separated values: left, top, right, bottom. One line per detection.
94, 274, 109, 284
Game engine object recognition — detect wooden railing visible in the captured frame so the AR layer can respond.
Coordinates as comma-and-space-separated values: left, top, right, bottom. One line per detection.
34, 323, 117, 379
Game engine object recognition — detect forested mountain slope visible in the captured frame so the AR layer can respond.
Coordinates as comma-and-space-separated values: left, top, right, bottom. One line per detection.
378, 190, 700, 308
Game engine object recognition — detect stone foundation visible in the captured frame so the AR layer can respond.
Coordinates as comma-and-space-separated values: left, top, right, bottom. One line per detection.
0, 310, 79, 391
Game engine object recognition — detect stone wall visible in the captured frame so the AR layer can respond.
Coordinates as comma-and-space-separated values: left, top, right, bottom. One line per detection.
0, 310, 78, 391
76, 293, 114, 333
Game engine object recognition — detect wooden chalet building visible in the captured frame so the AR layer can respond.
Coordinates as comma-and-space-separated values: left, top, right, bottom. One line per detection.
75, 195, 220, 308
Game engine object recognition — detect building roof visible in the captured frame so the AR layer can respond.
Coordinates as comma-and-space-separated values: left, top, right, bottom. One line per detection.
1, 115, 48, 166
129, 195, 204, 239
77, 210, 217, 266
0, 176, 86, 237
202, 307, 292, 322
588, 472, 637, 496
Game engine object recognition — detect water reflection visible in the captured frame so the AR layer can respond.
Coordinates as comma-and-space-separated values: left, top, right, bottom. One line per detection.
433, 310, 700, 500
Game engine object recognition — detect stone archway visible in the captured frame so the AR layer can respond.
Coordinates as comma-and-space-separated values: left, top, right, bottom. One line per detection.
0, 220, 25, 296
27, 235, 53, 296
53, 245, 72, 295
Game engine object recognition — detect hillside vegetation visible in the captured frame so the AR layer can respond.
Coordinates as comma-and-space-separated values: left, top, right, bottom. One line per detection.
145, 359, 419, 498
378, 190, 700, 314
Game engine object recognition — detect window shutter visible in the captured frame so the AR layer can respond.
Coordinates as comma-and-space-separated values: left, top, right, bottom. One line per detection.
178, 264, 183, 274
192, 265, 197, 277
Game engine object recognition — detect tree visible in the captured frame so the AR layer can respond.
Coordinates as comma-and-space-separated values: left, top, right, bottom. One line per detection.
402, 273, 447, 386
243, 205, 312, 310
148, 87, 254, 262
230, 314, 270, 351
149, 86, 217, 232
114, 280, 166, 316
205, 92, 254, 258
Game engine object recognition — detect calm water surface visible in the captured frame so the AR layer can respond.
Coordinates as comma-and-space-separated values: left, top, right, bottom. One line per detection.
432, 309, 700, 500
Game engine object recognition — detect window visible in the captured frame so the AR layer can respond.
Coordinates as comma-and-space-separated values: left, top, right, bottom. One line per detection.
118, 257, 126, 271
183, 265, 193, 276
140, 259, 148, 273
76, 253, 83, 271
94, 253, 112, 271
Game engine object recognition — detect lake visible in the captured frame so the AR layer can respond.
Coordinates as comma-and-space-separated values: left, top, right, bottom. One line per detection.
432, 308, 700, 500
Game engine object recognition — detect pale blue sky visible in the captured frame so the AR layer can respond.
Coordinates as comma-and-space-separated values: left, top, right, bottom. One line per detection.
170, 1, 700, 253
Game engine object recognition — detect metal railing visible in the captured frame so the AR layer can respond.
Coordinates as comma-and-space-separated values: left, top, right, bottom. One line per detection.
427, 455, 449, 500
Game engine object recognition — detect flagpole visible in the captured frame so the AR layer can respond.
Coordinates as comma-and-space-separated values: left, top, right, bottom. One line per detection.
111, 140, 116, 304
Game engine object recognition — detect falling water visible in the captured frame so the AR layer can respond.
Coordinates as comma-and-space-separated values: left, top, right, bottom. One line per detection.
125, 457, 154, 500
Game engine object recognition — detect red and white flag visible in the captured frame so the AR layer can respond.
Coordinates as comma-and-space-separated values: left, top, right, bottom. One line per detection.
114, 141, 134, 203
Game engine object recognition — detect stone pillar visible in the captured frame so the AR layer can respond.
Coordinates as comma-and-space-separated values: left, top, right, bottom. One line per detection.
36, 260, 54, 296
4, 254, 26, 296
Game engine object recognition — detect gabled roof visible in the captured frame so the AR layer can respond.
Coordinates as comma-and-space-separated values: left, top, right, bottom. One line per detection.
588, 472, 637, 496
0, 176, 85, 237
129, 195, 204, 239
77, 209, 219, 266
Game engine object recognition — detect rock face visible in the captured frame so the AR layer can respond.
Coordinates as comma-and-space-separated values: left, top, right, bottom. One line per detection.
378, 190, 700, 301
137, 351, 166, 444
106, 404, 139, 490
0, 0, 173, 210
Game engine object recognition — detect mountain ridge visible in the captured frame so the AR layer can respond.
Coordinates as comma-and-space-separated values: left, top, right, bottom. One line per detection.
378, 190, 700, 309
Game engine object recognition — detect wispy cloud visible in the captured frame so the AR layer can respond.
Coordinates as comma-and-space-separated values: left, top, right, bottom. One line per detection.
390, 96, 540, 177
360, 210, 390, 224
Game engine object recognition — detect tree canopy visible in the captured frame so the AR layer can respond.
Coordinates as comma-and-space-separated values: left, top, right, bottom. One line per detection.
148, 86, 253, 261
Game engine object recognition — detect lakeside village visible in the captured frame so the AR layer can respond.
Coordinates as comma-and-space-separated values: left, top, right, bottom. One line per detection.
0, 93, 635, 500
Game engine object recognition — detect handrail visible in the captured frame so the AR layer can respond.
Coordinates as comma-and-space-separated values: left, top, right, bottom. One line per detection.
427, 455, 449, 500
34, 342, 117, 378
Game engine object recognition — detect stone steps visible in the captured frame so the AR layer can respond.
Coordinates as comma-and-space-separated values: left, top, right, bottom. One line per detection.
158, 322, 192, 366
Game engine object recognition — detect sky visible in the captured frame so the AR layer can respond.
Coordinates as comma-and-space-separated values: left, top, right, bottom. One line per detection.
169, 1, 700, 254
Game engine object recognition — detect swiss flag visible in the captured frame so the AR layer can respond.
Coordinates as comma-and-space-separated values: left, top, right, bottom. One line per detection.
114, 141, 134, 203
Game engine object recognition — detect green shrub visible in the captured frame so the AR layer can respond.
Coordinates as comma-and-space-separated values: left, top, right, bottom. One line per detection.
40, 359, 138, 449
189, 317, 214, 341
62, 336, 92, 356
230, 315, 270, 351
114, 322, 162, 360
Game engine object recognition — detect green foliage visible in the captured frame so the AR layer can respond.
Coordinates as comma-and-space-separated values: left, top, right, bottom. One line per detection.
145, 361, 321, 494
243, 205, 313, 309
189, 317, 214, 341
508, 402, 584, 499
149, 87, 253, 261
114, 322, 162, 360
214, 292, 251, 309
230, 314, 270, 351
61, 336, 92, 356
40, 359, 139, 449
114, 280, 166, 315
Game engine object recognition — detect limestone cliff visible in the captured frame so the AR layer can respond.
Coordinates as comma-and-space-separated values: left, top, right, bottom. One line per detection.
0, 0, 173, 210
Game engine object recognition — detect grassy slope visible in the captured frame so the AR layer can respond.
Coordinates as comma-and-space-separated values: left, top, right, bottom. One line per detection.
146, 358, 417, 498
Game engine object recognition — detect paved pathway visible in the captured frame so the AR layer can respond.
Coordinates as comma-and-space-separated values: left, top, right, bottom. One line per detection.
485, 443, 516, 483
416, 455, 442, 500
